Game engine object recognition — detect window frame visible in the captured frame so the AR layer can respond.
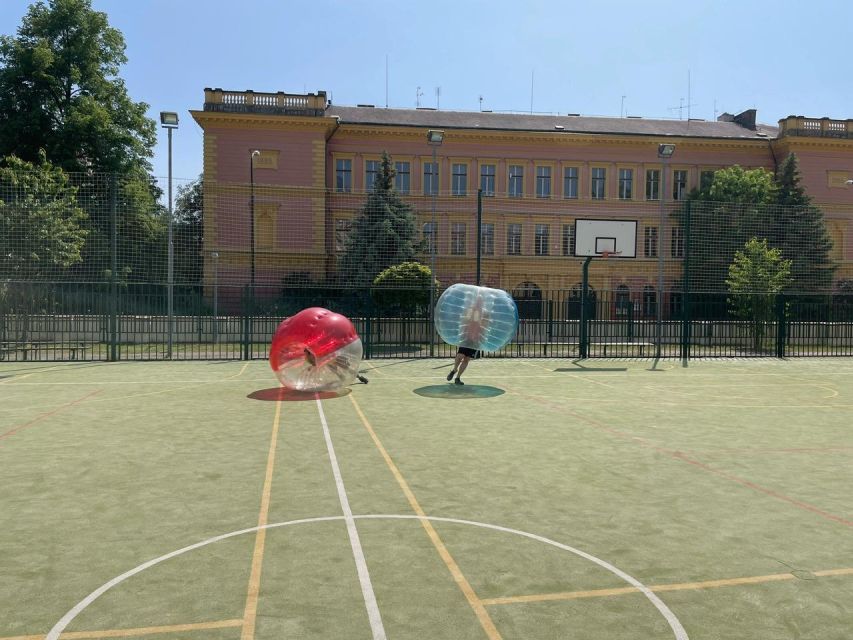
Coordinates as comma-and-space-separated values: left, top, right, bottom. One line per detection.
645, 168, 660, 201
618, 167, 633, 200
535, 164, 553, 199
451, 161, 468, 196
591, 166, 607, 200
507, 222, 523, 255
508, 164, 524, 198
563, 166, 579, 199
451, 222, 467, 255
534, 223, 550, 256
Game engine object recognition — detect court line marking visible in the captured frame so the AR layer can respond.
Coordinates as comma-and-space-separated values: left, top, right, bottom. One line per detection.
240, 393, 283, 640
5, 618, 243, 639
506, 386, 853, 529
348, 394, 503, 639
481, 567, 853, 605
0, 390, 101, 442
44, 514, 687, 640
316, 398, 386, 640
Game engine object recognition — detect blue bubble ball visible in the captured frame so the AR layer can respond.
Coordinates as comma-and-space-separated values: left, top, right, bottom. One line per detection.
435, 284, 519, 352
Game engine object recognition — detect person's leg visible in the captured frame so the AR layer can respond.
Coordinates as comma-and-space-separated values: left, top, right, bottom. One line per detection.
454, 355, 470, 383
447, 352, 464, 380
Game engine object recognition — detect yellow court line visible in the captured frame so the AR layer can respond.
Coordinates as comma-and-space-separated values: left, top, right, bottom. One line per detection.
480, 567, 853, 606
229, 363, 250, 379
348, 395, 503, 640
241, 397, 284, 640
2, 618, 243, 640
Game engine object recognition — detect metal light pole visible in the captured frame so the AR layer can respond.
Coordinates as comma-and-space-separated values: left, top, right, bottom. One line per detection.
250, 149, 260, 293
160, 111, 179, 358
657, 143, 675, 358
426, 130, 444, 356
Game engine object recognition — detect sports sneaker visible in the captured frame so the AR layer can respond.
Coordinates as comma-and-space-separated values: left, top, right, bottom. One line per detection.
446, 370, 456, 381
454, 378, 464, 385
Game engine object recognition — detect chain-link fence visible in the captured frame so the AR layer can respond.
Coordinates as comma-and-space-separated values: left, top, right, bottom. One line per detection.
1, 168, 852, 361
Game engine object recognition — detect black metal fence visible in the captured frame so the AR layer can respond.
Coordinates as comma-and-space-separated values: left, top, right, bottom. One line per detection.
3, 284, 853, 362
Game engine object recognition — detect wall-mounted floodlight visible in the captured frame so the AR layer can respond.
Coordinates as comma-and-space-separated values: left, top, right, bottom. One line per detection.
658, 143, 676, 158
427, 129, 445, 145
160, 111, 179, 127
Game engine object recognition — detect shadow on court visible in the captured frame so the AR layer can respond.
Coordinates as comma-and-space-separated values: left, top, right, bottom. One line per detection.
555, 360, 628, 373
414, 384, 505, 399
248, 387, 352, 402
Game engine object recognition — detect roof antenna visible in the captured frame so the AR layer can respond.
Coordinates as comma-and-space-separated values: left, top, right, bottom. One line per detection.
530, 70, 534, 114
436, 86, 440, 110
479, 95, 483, 112
416, 86, 422, 108
621, 95, 627, 118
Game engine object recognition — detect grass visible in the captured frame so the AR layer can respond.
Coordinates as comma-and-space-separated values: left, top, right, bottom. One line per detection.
1, 357, 852, 639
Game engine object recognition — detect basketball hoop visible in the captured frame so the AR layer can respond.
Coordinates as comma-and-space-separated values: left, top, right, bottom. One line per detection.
599, 250, 623, 259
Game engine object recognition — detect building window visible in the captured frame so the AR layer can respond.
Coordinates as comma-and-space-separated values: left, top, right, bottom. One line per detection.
618, 168, 633, 199
395, 161, 410, 194
591, 167, 606, 200
670, 290, 683, 317
509, 165, 524, 197
480, 164, 496, 196
335, 158, 352, 193
646, 169, 660, 200
481, 223, 494, 255
535, 224, 550, 255
562, 224, 575, 256
423, 162, 438, 195
536, 166, 552, 198
673, 170, 688, 200
700, 170, 715, 190
563, 166, 579, 199
335, 218, 351, 253
422, 222, 436, 253
365, 160, 380, 191
507, 223, 522, 255
451, 222, 467, 255
615, 284, 631, 317
671, 226, 684, 258
643, 285, 657, 317
644, 226, 658, 258
452, 163, 467, 196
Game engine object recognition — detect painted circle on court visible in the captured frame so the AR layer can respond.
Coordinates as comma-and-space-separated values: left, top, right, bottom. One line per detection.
413, 384, 505, 399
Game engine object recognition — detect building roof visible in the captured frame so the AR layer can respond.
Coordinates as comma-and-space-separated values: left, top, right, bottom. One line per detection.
326, 105, 780, 140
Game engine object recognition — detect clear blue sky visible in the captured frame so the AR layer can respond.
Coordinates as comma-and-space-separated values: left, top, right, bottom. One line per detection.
1, 0, 850, 183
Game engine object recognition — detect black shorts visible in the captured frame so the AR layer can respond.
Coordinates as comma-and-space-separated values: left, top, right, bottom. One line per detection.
457, 346, 478, 358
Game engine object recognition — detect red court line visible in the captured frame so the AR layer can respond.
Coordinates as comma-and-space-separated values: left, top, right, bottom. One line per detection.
508, 387, 853, 530
0, 390, 102, 442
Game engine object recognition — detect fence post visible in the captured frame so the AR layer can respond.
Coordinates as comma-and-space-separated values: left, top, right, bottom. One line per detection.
109, 174, 118, 362
681, 200, 691, 364
364, 289, 373, 360
775, 294, 786, 358
242, 285, 251, 360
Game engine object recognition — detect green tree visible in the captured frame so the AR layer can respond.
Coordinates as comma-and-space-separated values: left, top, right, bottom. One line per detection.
0, 0, 156, 174
726, 237, 792, 352
173, 176, 203, 286
0, 153, 87, 279
338, 152, 421, 287
772, 153, 835, 292
372, 261, 437, 315
680, 166, 776, 294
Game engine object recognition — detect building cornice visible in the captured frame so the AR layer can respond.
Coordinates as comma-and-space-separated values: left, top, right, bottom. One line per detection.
190, 110, 337, 134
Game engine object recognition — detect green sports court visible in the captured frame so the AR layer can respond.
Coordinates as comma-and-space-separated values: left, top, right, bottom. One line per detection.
2, 357, 852, 639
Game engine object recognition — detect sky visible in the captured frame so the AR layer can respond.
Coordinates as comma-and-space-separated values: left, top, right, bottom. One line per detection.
1, 0, 851, 184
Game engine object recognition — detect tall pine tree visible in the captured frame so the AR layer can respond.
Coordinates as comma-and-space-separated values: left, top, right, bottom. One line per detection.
773, 153, 835, 292
338, 152, 422, 287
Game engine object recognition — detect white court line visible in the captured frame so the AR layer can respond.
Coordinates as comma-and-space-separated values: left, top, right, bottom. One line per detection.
45, 514, 687, 640
315, 398, 387, 640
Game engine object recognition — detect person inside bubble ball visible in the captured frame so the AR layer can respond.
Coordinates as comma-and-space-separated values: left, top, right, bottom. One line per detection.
446, 346, 477, 385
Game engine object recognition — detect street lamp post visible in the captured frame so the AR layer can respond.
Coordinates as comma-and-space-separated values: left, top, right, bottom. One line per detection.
160, 111, 179, 358
657, 143, 676, 359
426, 129, 444, 356
250, 149, 260, 293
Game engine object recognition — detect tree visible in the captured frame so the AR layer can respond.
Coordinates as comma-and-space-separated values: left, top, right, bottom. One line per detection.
0, 153, 87, 279
372, 261, 437, 315
338, 152, 422, 287
173, 176, 203, 287
726, 237, 792, 352
680, 166, 776, 294
0, 0, 156, 175
773, 153, 835, 293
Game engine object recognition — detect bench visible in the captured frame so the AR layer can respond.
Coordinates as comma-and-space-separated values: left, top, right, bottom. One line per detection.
68, 342, 98, 360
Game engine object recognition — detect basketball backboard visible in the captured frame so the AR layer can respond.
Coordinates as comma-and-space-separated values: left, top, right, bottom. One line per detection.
574, 219, 637, 258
